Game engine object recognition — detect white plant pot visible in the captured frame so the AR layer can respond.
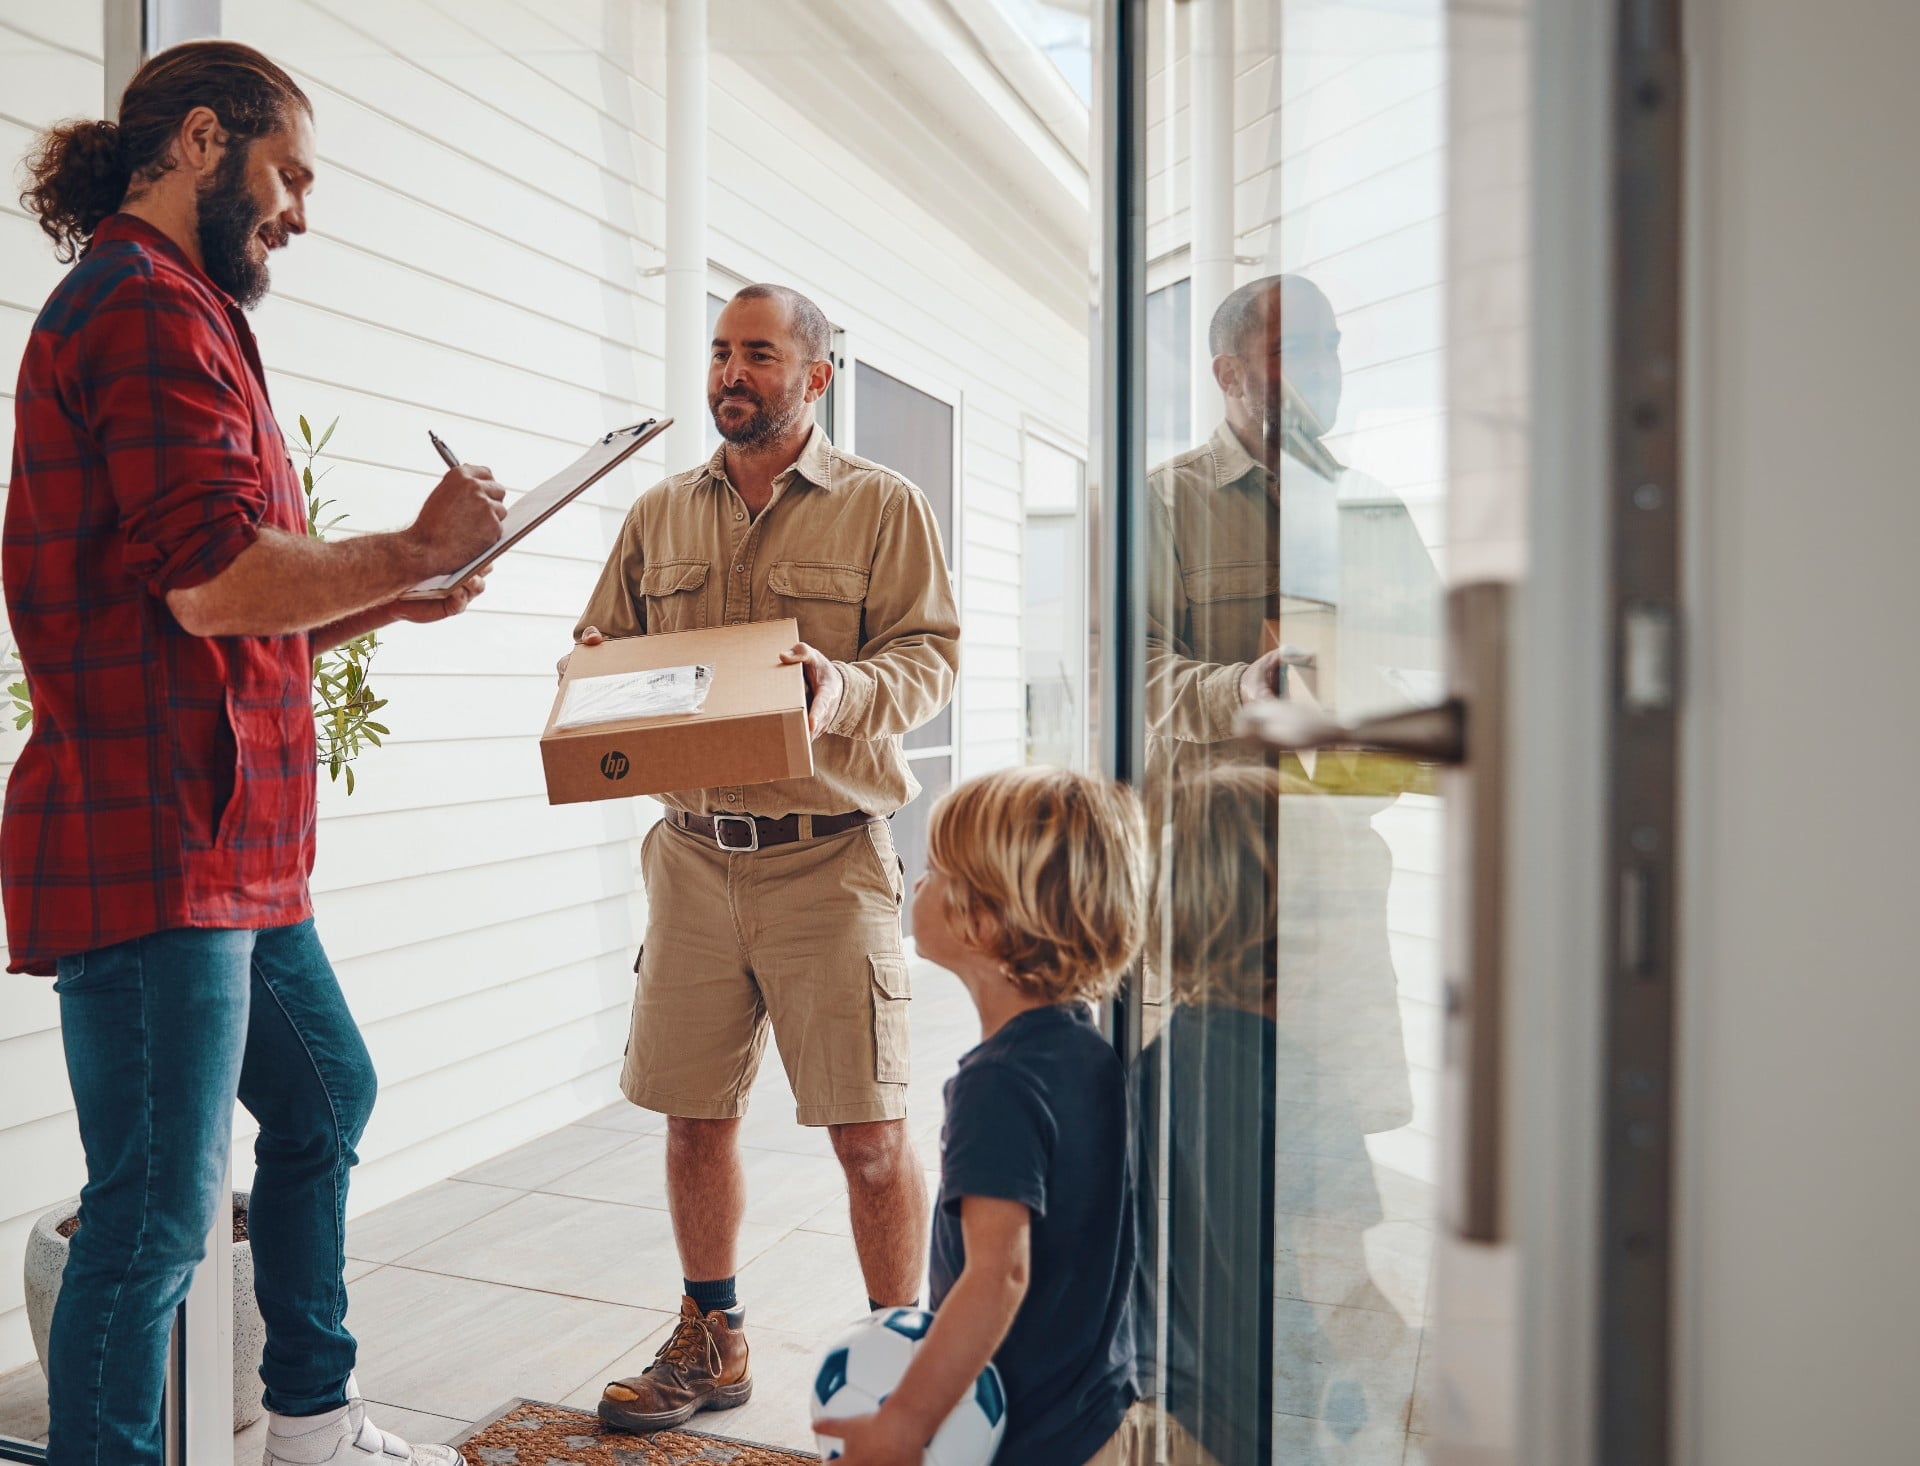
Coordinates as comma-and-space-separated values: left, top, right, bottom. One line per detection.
23, 1191, 266, 1433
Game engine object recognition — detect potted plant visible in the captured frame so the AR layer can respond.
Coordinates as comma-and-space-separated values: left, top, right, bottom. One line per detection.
4, 414, 389, 778
298, 415, 390, 792
24, 1193, 265, 1432
11, 415, 385, 1433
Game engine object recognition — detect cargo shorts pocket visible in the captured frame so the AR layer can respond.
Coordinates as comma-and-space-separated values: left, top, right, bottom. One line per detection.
870, 953, 912, 1084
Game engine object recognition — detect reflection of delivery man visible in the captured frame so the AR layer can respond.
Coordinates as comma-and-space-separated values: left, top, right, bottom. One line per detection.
1146, 273, 1441, 756
1139, 276, 1440, 1460
564, 284, 960, 1434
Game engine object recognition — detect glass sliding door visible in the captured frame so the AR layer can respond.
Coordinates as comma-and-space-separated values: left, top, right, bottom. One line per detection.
1104, 0, 1526, 1461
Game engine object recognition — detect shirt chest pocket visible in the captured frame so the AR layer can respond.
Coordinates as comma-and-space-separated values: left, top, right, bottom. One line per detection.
638, 559, 711, 633
767, 560, 869, 661
1184, 560, 1274, 660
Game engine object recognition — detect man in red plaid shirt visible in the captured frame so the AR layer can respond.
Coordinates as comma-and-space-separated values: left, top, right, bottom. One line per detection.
6, 41, 505, 1466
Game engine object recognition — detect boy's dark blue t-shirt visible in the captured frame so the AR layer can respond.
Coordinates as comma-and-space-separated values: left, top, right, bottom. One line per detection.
930, 1002, 1137, 1466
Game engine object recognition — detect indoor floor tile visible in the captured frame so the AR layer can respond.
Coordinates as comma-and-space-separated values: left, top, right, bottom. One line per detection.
348, 1400, 471, 1445
561, 1318, 825, 1454
347, 1179, 523, 1264
395, 1190, 784, 1313
1273, 1407, 1414, 1466
344, 1264, 668, 1422
1273, 1297, 1422, 1432
452, 1123, 633, 1192
1275, 1213, 1434, 1326
234, 1413, 265, 1463
574, 1099, 669, 1136
0, 1362, 48, 1447
735, 1229, 875, 1336
543, 1133, 853, 1233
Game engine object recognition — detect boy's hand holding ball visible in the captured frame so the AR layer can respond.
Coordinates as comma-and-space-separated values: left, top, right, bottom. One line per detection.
813, 1409, 924, 1466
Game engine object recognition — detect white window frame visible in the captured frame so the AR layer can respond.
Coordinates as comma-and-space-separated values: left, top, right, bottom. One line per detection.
835, 341, 966, 776
1019, 417, 1090, 770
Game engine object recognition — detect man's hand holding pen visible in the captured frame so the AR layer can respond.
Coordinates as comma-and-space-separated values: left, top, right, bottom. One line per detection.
411, 429, 508, 574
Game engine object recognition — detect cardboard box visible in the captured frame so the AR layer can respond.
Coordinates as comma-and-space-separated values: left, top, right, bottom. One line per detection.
1262, 599, 1337, 706
540, 619, 813, 804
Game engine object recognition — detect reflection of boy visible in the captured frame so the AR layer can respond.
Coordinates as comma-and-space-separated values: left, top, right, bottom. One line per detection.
1136, 765, 1413, 1465
818, 769, 1149, 1466
1133, 765, 1287, 1466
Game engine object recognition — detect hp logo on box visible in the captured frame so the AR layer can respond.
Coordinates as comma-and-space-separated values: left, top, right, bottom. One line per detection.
600, 751, 630, 781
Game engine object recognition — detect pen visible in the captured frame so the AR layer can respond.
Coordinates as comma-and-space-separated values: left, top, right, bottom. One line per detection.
428, 430, 460, 471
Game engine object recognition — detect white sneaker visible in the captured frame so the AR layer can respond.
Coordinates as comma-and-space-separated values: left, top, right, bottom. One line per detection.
262, 1395, 464, 1465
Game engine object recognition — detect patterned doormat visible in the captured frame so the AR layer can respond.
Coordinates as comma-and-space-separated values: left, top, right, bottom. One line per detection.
457, 1400, 818, 1464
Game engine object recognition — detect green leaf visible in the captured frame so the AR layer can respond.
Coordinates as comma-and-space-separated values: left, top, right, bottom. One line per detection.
298, 414, 312, 445
13, 710, 30, 730
344, 764, 356, 795
315, 418, 338, 453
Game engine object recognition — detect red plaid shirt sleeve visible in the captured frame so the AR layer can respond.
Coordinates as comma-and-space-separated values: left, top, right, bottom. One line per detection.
3, 215, 316, 975
84, 267, 268, 594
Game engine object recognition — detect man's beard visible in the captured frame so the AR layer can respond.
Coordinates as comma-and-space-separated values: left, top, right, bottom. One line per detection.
710, 382, 807, 448
196, 142, 275, 309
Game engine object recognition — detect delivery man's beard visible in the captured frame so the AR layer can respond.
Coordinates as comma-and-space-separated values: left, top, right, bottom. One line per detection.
711, 383, 808, 448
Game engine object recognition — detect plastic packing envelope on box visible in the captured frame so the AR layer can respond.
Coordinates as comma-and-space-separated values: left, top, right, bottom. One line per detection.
553, 664, 714, 730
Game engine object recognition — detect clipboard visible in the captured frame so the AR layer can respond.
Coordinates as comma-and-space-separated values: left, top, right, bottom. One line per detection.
399, 417, 672, 600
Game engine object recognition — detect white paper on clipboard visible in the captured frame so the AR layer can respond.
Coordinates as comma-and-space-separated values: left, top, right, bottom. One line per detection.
400, 417, 671, 599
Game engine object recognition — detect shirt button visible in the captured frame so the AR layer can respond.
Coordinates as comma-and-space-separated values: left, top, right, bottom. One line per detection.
735, 511, 745, 521
733, 564, 746, 575
726, 792, 739, 803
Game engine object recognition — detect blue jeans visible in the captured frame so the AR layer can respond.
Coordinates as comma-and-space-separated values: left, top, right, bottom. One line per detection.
47, 920, 376, 1466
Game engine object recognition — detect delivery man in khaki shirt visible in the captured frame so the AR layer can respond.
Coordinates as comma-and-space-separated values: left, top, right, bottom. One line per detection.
566, 284, 959, 1434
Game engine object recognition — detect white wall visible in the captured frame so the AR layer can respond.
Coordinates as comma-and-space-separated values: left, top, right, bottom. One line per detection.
0, 0, 113, 1381
1679, 2, 1920, 1461
0, 0, 1086, 1375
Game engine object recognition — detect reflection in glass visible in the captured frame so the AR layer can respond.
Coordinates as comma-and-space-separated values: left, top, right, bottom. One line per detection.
1129, 3, 1451, 1461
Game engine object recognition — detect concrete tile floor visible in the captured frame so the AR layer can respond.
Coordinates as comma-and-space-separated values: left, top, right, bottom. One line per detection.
0, 961, 1435, 1465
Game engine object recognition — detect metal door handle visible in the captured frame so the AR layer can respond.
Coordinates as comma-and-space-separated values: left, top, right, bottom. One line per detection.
1235, 696, 1467, 765
1233, 581, 1511, 1245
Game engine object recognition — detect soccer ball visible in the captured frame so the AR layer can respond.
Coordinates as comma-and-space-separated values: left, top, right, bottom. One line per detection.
810, 1307, 1008, 1465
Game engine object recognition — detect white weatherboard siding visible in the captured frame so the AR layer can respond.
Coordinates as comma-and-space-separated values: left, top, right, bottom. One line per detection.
0, 0, 1087, 1374
0, 0, 110, 1379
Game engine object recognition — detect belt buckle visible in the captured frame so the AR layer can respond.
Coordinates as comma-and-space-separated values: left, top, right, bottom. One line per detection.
713, 814, 760, 852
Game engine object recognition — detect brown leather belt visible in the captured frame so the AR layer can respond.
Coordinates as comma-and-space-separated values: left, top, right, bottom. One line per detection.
669, 808, 875, 852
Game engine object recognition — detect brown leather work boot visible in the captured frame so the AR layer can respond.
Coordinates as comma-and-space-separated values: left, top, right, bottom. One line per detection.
598, 1296, 753, 1433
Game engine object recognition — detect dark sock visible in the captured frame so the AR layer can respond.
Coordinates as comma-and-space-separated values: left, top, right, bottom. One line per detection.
869, 1296, 921, 1313
686, 1276, 738, 1314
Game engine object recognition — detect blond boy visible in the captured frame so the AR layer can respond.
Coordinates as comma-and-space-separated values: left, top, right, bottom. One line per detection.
817, 768, 1149, 1466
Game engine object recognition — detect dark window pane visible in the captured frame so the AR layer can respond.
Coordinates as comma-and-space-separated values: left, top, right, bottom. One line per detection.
854, 362, 956, 754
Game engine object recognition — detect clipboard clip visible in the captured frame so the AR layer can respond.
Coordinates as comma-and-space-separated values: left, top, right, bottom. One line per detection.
603, 417, 667, 445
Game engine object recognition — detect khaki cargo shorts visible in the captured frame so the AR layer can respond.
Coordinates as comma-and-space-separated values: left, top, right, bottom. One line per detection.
619, 815, 912, 1126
